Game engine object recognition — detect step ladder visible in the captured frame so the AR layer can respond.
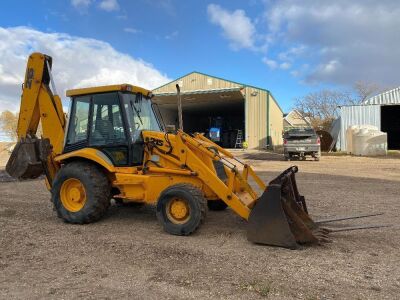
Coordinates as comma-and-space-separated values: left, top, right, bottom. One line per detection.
234, 130, 243, 148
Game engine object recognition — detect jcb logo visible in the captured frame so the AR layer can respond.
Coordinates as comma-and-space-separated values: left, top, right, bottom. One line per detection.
25, 68, 34, 89
148, 137, 164, 147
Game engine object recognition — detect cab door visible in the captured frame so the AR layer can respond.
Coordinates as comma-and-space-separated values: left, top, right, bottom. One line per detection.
89, 92, 130, 166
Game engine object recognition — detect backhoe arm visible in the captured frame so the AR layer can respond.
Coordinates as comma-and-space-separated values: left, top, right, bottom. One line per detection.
17, 53, 65, 152
6, 53, 66, 181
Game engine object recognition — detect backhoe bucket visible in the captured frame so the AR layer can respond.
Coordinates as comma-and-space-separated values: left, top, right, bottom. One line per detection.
247, 166, 324, 249
6, 138, 51, 180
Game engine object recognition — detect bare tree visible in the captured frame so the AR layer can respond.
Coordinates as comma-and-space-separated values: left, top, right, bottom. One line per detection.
293, 81, 384, 130
0, 110, 18, 141
293, 90, 354, 130
353, 81, 382, 103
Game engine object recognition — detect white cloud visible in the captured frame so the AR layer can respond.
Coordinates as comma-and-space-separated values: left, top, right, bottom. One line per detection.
262, 57, 278, 70
263, 0, 400, 85
71, 0, 92, 9
124, 27, 141, 34
208, 2, 400, 86
98, 0, 119, 12
207, 4, 256, 50
279, 62, 291, 70
262, 58, 291, 70
164, 31, 178, 40
0, 26, 170, 112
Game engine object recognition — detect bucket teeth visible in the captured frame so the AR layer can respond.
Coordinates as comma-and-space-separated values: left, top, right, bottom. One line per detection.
247, 166, 391, 249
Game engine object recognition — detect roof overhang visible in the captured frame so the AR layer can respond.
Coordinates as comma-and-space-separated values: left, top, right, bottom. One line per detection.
153, 87, 245, 113
66, 84, 151, 97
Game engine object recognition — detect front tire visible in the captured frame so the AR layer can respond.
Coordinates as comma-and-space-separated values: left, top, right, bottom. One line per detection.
51, 161, 111, 224
156, 184, 207, 236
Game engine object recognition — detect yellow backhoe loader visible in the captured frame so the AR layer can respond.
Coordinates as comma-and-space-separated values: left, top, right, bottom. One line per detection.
6, 53, 385, 249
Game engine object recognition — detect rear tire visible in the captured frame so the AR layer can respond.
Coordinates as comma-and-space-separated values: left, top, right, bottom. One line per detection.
51, 161, 111, 224
207, 199, 228, 211
156, 183, 207, 236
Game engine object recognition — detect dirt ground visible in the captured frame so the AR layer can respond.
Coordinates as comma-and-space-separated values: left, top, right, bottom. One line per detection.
1, 147, 399, 299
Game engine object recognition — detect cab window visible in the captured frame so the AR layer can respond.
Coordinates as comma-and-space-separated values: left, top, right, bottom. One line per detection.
122, 92, 161, 142
90, 93, 126, 146
66, 96, 90, 145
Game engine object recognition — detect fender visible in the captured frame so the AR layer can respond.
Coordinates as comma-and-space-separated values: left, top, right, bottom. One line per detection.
54, 148, 115, 173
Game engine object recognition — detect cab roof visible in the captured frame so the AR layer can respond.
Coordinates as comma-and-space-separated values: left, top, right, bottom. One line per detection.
66, 84, 152, 97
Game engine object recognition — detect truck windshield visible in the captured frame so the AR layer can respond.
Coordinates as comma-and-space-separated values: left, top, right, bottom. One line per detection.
122, 92, 161, 141
286, 128, 315, 136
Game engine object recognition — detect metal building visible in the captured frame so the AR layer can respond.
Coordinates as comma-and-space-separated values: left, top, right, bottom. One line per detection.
152, 72, 283, 149
336, 86, 400, 151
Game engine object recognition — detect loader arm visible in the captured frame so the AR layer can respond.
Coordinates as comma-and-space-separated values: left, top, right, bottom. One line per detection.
6, 53, 66, 182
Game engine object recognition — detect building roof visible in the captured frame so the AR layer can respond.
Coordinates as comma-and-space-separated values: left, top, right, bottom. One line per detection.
283, 110, 311, 126
364, 86, 400, 105
66, 84, 151, 97
152, 71, 283, 113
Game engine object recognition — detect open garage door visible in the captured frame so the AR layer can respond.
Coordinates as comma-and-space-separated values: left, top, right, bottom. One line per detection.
381, 105, 400, 150
154, 89, 245, 148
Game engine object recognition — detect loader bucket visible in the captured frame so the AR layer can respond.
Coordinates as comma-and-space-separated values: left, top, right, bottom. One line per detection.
6, 137, 51, 180
247, 166, 324, 249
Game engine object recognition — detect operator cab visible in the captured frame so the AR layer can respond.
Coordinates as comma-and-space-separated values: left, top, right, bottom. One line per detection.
65, 84, 163, 166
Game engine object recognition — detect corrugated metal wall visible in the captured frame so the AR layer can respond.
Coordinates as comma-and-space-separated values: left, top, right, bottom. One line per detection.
244, 87, 267, 148
338, 105, 380, 151
153, 72, 283, 149
364, 87, 400, 105
269, 93, 283, 148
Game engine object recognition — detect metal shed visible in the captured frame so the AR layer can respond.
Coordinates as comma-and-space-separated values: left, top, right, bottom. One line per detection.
336, 86, 400, 151
152, 72, 283, 149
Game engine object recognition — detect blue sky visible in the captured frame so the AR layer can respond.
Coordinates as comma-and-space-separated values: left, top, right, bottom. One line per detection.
0, 0, 399, 113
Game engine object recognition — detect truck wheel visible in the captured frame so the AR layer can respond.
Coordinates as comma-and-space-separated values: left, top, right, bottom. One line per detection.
51, 161, 111, 224
156, 184, 207, 236
207, 199, 228, 211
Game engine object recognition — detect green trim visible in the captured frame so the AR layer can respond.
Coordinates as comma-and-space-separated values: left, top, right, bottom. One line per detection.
267, 91, 270, 148
191, 71, 270, 94
152, 71, 284, 113
266, 91, 284, 115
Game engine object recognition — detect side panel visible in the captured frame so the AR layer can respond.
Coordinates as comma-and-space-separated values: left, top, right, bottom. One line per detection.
113, 173, 205, 203
245, 88, 267, 149
268, 93, 284, 149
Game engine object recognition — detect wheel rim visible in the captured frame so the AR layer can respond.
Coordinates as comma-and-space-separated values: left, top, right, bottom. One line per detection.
166, 197, 190, 224
60, 178, 87, 212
